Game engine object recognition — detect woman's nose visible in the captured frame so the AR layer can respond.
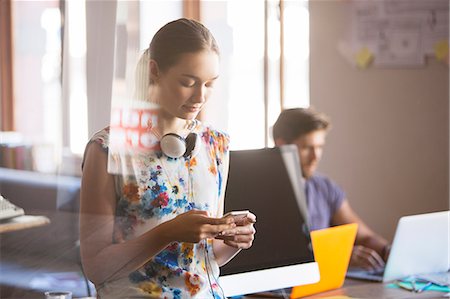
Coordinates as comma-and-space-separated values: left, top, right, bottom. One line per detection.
191, 85, 207, 103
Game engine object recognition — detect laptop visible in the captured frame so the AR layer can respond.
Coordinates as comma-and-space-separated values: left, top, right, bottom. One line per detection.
290, 223, 358, 299
346, 210, 450, 282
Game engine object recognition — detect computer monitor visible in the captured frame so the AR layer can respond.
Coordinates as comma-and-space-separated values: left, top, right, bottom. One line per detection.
219, 146, 320, 297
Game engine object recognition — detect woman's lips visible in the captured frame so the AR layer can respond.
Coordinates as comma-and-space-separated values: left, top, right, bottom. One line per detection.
184, 105, 201, 112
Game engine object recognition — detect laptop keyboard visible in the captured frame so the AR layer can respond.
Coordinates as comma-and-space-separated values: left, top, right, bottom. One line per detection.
346, 267, 385, 281
368, 268, 385, 276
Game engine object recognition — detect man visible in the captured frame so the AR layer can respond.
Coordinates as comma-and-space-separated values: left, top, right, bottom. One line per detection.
272, 108, 390, 270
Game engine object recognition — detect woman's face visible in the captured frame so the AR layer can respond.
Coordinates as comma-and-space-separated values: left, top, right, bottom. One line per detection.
152, 50, 220, 120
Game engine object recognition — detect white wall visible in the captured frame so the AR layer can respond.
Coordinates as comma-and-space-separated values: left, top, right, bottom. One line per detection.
310, 1, 449, 241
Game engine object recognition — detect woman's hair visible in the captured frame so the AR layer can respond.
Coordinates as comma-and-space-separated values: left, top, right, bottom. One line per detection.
150, 18, 220, 72
272, 108, 331, 143
134, 18, 219, 101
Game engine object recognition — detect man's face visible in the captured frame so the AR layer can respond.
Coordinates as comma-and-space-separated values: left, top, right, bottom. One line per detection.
292, 130, 327, 179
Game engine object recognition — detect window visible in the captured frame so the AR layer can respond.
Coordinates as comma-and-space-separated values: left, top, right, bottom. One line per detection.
283, 1, 310, 109
5, 0, 309, 174
202, 0, 310, 149
114, 0, 310, 151
65, 0, 88, 155
10, 0, 90, 173
10, 0, 63, 172
140, 1, 183, 49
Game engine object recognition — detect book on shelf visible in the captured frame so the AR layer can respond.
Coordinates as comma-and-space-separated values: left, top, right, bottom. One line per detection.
0, 132, 34, 171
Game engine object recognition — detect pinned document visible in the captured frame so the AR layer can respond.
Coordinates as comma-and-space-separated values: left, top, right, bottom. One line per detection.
434, 40, 449, 64
434, 40, 448, 60
355, 47, 374, 69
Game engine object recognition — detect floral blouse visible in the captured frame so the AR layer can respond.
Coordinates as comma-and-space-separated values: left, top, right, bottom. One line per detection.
86, 123, 229, 298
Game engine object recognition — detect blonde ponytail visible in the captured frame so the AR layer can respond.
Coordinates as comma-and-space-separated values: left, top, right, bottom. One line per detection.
134, 48, 151, 102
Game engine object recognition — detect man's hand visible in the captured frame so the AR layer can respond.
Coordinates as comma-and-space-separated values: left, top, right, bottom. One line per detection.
349, 245, 385, 271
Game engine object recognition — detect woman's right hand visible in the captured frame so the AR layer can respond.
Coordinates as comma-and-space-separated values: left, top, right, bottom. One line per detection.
161, 210, 236, 243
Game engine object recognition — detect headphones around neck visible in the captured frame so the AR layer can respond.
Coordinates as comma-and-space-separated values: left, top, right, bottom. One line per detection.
159, 120, 201, 159
160, 132, 200, 159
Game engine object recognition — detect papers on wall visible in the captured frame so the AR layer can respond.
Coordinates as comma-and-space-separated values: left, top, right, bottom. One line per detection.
345, 0, 449, 68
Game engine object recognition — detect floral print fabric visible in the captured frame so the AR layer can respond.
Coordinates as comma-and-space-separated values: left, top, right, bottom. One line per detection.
87, 123, 229, 298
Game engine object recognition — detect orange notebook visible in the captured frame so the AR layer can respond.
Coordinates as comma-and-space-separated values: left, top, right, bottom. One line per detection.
290, 223, 358, 298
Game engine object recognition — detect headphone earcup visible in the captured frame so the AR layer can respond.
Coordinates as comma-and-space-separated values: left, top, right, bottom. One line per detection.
160, 133, 186, 159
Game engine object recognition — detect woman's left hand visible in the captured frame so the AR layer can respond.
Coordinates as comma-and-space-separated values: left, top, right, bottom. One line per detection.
215, 212, 256, 249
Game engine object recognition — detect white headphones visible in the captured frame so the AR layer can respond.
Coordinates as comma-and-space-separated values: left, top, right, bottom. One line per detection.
159, 120, 201, 159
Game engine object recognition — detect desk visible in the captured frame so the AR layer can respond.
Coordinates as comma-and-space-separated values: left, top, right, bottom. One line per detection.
245, 279, 447, 299
0, 210, 84, 298
0, 215, 50, 233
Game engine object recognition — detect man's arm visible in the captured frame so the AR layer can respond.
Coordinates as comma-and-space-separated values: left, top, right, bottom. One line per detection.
331, 200, 390, 270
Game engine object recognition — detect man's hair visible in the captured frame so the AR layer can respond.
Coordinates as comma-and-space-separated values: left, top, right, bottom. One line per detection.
272, 108, 331, 143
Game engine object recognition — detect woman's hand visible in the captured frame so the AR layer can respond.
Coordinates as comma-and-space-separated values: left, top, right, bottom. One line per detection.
215, 212, 256, 249
349, 245, 385, 271
161, 210, 236, 244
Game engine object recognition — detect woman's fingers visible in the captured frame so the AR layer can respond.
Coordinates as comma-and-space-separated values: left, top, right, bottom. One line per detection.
217, 224, 255, 237
223, 233, 255, 249
214, 212, 257, 249
171, 210, 257, 244
215, 223, 256, 251
199, 214, 236, 236
216, 231, 255, 242
245, 212, 256, 223
202, 223, 236, 237
168, 210, 238, 242
225, 212, 256, 226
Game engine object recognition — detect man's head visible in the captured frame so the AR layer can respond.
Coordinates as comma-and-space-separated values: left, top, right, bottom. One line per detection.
272, 108, 330, 179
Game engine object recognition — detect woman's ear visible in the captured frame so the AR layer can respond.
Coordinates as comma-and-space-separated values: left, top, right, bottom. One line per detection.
149, 59, 160, 83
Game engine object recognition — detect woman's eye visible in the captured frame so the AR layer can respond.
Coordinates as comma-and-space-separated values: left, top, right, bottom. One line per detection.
181, 81, 195, 87
205, 81, 215, 88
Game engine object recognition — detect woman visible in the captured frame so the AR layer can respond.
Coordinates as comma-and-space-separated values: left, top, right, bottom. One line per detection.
80, 18, 256, 298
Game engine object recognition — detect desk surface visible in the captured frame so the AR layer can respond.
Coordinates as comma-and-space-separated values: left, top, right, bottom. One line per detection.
0, 215, 50, 233
1, 211, 447, 299
245, 279, 448, 299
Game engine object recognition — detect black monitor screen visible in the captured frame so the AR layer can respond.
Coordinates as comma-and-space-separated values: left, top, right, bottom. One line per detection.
221, 147, 315, 276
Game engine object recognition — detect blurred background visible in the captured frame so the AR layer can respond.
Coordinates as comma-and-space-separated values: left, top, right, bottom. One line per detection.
0, 0, 448, 298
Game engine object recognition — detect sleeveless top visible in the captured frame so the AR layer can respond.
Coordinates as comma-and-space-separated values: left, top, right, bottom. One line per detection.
85, 123, 230, 298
